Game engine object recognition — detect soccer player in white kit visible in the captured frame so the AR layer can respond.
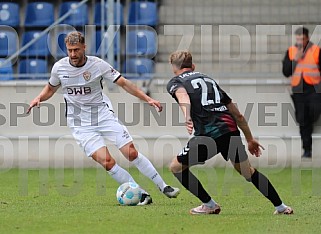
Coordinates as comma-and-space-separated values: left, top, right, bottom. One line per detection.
27, 31, 180, 205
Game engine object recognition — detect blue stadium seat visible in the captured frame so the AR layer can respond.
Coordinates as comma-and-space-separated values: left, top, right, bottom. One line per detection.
19, 59, 48, 80
21, 31, 50, 57
0, 59, 13, 81
57, 32, 68, 58
0, 30, 18, 57
126, 29, 157, 56
123, 58, 154, 80
128, 2, 158, 26
94, 2, 124, 26
94, 31, 120, 56
0, 2, 19, 27
25, 2, 54, 27
59, 2, 88, 27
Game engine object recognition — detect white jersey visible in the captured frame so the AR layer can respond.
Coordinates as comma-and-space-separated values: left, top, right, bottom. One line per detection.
49, 56, 121, 128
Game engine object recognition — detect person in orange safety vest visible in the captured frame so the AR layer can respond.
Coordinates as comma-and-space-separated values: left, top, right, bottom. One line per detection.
282, 27, 321, 158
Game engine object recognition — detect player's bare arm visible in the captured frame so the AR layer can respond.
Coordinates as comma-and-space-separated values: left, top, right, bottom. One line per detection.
174, 87, 193, 135
226, 102, 264, 157
115, 76, 163, 112
27, 83, 60, 114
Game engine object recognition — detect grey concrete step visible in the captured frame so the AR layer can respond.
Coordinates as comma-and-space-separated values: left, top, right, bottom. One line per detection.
155, 24, 321, 62
155, 62, 282, 74
160, 0, 321, 6
157, 34, 292, 55
159, 4, 321, 25
156, 52, 284, 63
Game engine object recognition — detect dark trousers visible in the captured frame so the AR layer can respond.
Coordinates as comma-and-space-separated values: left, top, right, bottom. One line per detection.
291, 92, 321, 151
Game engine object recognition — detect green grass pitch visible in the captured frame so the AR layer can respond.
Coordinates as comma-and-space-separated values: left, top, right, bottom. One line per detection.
0, 167, 320, 234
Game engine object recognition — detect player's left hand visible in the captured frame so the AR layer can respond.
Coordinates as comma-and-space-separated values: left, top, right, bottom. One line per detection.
247, 139, 265, 157
148, 99, 163, 112
26, 97, 41, 114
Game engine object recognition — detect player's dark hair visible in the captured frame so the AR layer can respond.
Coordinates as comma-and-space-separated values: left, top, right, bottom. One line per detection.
169, 50, 193, 69
65, 31, 85, 45
295, 27, 309, 37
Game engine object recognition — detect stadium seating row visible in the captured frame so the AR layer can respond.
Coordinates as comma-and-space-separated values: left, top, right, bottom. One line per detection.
0, 1, 158, 27
0, 1, 158, 81
0, 57, 154, 80
0, 29, 157, 57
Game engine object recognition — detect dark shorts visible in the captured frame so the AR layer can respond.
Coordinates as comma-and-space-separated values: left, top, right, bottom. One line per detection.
177, 131, 248, 166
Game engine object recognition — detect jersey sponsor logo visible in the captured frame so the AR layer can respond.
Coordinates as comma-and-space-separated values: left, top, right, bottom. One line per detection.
67, 87, 91, 95
214, 106, 227, 112
63, 75, 69, 78
83, 71, 91, 81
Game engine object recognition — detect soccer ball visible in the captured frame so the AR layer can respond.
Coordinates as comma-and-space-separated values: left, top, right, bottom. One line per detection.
116, 182, 142, 206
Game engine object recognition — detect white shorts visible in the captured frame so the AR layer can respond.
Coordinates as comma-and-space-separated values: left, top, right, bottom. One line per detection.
71, 113, 133, 157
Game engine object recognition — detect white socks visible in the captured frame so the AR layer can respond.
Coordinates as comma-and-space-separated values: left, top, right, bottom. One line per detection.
132, 153, 167, 192
107, 153, 167, 193
108, 164, 136, 184
275, 203, 288, 212
204, 199, 217, 208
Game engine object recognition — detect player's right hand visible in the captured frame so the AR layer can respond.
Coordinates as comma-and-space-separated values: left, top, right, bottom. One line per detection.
148, 98, 163, 112
247, 139, 265, 157
26, 97, 41, 114
185, 117, 194, 135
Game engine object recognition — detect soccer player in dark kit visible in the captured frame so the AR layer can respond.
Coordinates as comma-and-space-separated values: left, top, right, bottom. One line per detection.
166, 50, 293, 215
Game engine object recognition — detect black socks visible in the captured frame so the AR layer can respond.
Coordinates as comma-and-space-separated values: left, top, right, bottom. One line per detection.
174, 168, 283, 207
248, 170, 282, 206
174, 168, 212, 203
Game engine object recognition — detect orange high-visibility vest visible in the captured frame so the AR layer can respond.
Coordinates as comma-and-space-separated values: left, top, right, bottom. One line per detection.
288, 44, 321, 87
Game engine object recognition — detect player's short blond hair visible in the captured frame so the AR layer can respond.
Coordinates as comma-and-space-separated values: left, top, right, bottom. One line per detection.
64, 31, 85, 45
169, 50, 193, 69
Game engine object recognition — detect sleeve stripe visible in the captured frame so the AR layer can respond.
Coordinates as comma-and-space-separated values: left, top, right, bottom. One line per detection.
48, 82, 60, 87
113, 74, 122, 83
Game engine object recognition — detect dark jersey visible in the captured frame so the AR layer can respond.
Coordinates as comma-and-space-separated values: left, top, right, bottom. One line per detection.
167, 71, 238, 138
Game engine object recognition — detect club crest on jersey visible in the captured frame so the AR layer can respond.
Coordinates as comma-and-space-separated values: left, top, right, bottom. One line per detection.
83, 71, 91, 81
